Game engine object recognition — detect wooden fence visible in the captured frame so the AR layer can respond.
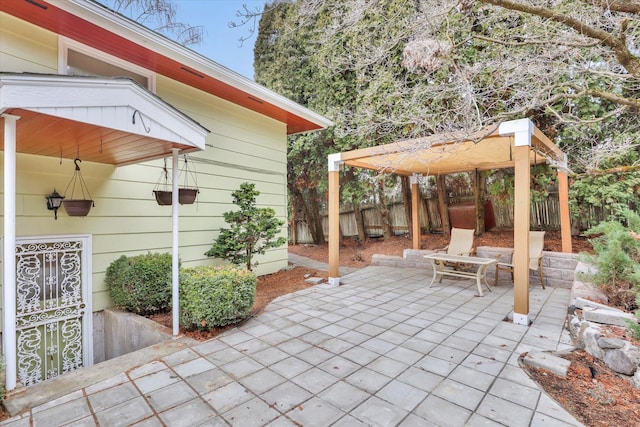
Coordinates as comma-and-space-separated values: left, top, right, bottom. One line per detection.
289, 191, 604, 243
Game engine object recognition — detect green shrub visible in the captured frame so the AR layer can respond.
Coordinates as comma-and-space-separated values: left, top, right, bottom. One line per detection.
628, 318, 640, 340
179, 265, 256, 330
106, 252, 173, 315
581, 209, 640, 312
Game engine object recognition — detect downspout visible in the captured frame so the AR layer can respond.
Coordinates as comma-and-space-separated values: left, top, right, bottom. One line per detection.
2, 113, 19, 391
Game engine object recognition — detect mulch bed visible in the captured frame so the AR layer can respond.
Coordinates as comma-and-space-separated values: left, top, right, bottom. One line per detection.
523, 350, 640, 427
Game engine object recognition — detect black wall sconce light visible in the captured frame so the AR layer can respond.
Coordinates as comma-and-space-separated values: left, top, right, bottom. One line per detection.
46, 189, 65, 220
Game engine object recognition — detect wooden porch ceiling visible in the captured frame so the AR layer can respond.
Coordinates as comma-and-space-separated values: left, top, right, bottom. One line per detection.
0, 108, 196, 165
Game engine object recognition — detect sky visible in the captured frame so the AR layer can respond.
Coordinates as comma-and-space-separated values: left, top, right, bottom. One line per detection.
101, 0, 264, 80
172, 0, 264, 79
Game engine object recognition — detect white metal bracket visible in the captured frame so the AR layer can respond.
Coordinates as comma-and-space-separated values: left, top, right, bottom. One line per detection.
328, 153, 343, 172
512, 312, 530, 326
499, 118, 533, 147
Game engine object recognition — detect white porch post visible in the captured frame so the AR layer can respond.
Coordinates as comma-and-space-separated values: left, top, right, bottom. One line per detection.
171, 149, 180, 336
499, 119, 533, 326
2, 113, 19, 391
327, 153, 342, 287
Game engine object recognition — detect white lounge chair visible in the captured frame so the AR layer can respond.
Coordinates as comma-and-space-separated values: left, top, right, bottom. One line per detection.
494, 230, 546, 289
436, 227, 476, 256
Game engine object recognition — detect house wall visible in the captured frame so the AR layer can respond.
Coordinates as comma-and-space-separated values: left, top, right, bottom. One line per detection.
0, 12, 289, 319
0, 13, 58, 73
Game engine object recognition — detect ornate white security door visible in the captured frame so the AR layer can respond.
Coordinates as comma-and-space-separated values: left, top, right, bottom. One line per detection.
15, 235, 92, 386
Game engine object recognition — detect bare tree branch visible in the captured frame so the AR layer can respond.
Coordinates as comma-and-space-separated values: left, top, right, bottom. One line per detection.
228, 3, 268, 47
586, 0, 640, 15
480, 0, 640, 76
108, 0, 204, 46
546, 104, 629, 124
566, 85, 640, 108
472, 34, 600, 49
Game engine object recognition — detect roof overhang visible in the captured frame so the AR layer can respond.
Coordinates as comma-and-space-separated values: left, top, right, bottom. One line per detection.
0, 74, 209, 165
334, 122, 566, 176
0, 0, 333, 135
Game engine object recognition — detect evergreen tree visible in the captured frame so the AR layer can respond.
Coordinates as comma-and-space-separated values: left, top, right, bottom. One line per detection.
205, 183, 286, 271
252, 0, 639, 235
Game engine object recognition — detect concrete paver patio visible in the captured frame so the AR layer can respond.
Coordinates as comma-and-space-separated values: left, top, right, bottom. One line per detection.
1, 264, 582, 426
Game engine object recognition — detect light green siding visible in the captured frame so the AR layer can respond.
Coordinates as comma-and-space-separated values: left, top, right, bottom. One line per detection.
0, 14, 291, 319
0, 13, 58, 73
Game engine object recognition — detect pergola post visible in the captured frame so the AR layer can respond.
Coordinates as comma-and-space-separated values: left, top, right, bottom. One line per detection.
410, 174, 420, 250
328, 153, 342, 287
500, 119, 533, 326
558, 159, 572, 253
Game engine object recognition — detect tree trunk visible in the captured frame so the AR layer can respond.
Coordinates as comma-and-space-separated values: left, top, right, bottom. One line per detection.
401, 176, 413, 238
307, 186, 326, 244
290, 215, 297, 245
474, 169, 486, 235
344, 168, 367, 243
376, 180, 392, 239
422, 199, 432, 233
290, 186, 325, 244
353, 203, 366, 243
437, 175, 451, 238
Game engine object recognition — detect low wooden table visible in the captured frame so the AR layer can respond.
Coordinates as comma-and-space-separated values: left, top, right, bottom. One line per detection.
424, 253, 496, 296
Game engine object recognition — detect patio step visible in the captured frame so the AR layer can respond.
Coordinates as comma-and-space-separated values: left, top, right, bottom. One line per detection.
3, 336, 196, 416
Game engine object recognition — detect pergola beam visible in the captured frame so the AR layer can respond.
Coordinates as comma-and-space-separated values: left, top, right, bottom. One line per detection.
533, 126, 564, 159
343, 160, 415, 176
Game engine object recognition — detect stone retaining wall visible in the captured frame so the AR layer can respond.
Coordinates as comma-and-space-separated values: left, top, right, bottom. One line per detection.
568, 297, 640, 388
371, 246, 579, 288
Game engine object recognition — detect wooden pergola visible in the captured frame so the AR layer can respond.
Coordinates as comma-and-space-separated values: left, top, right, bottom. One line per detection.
327, 119, 572, 326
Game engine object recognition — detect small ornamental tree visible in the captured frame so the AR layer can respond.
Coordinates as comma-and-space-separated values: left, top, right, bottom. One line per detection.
205, 182, 286, 271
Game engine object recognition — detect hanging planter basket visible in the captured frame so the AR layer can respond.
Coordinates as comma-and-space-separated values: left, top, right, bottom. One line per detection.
63, 199, 94, 216
179, 188, 198, 204
153, 156, 200, 206
153, 190, 173, 206
153, 188, 199, 205
62, 158, 94, 217
178, 155, 199, 205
